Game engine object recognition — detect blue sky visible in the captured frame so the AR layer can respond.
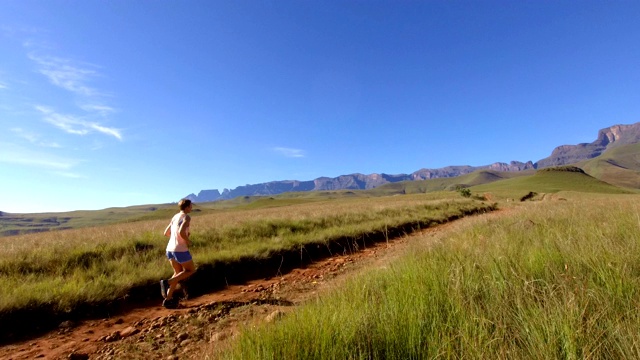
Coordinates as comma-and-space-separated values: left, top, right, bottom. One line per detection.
1, 1, 639, 213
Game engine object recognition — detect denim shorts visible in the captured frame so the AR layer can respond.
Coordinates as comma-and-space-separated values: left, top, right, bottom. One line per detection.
166, 251, 193, 263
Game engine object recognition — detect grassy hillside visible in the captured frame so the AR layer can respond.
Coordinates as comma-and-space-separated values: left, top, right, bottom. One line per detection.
0, 196, 324, 237
579, 143, 640, 189
470, 166, 633, 200
369, 169, 533, 196
0, 195, 495, 342
3, 165, 640, 348
0, 205, 178, 237
4, 148, 640, 237
0, 177, 493, 237
222, 194, 640, 359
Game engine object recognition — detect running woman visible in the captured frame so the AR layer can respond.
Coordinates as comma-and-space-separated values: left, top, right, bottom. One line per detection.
160, 199, 196, 309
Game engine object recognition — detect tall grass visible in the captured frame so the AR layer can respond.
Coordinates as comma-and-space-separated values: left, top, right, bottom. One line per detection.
0, 195, 491, 314
222, 195, 640, 359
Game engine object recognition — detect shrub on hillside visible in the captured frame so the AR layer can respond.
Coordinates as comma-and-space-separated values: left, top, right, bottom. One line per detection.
538, 166, 585, 173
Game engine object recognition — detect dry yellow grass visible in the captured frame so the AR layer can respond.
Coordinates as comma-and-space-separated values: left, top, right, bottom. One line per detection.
0, 194, 493, 318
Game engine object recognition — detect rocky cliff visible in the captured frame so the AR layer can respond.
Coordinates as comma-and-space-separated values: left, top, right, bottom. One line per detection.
185, 162, 537, 202
535, 123, 640, 168
186, 122, 639, 203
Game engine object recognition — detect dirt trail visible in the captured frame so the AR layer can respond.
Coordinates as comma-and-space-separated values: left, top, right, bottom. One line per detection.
0, 210, 505, 360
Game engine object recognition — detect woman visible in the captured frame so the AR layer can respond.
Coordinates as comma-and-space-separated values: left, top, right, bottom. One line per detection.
160, 198, 196, 309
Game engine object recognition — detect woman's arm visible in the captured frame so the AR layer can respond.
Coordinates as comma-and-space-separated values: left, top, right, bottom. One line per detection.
179, 215, 191, 245
163, 223, 171, 237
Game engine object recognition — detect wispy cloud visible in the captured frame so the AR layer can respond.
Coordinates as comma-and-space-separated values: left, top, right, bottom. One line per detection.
35, 105, 122, 140
2, 24, 43, 39
0, 81, 7, 90
273, 147, 306, 158
0, 142, 79, 171
10, 128, 61, 148
28, 54, 102, 97
25, 48, 123, 141
79, 103, 116, 117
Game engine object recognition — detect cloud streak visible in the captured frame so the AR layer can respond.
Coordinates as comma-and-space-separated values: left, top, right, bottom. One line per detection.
0, 142, 79, 170
26, 49, 123, 141
273, 147, 306, 158
28, 54, 102, 97
36, 105, 123, 140
10, 128, 61, 148
79, 104, 116, 117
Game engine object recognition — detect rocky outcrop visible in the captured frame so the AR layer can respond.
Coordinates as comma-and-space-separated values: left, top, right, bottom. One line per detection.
186, 122, 639, 203
487, 161, 535, 172
313, 173, 410, 190
536, 123, 640, 168
410, 166, 477, 180
596, 123, 640, 147
185, 189, 222, 202
185, 174, 407, 202
535, 143, 602, 168
185, 162, 536, 202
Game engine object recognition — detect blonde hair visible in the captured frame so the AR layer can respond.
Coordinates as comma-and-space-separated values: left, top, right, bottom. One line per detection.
178, 199, 192, 211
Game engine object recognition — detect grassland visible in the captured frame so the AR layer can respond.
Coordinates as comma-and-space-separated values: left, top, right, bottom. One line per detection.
220, 193, 640, 359
2, 154, 636, 238
368, 169, 534, 197
579, 143, 640, 189
468, 166, 634, 201
0, 205, 176, 236
0, 192, 494, 341
3, 165, 640, 356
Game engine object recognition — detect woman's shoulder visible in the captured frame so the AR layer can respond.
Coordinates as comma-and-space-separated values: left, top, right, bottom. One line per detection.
171, 212, 184, 221
174, 212, 190, 221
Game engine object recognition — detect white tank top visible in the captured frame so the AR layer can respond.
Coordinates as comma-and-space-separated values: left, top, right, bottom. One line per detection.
166, 212, 189, 252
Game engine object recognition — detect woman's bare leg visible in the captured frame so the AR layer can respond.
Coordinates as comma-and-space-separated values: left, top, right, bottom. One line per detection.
166, 259, 195, 300
166, 259, 184, 300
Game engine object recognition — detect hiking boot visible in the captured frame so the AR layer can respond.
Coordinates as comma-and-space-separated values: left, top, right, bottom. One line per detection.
162, 298, 179, 309
160, 279, 169, 298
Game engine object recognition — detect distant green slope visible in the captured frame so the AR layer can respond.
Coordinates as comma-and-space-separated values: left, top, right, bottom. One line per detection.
369, 169, 533, 196
3, 159, 637, 237
0, 194, 356, 236
0, 205, 177, 236
579, 143, 640, 189
471, 166, 632, 199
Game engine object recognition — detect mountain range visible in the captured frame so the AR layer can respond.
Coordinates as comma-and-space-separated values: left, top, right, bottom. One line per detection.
186, 122, 640, 202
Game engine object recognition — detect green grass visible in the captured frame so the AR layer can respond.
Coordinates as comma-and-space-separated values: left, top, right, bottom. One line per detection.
0, 189, 427, 236
0, 195, 493, 315
1, 162, 635, 237
368, 170, 533, 197
579, 143, 640, 190
0, 196, 324, 236
469, 167, 632, 200
221, 194, 640, 359
0, 205, 177, 236
0, 164, 636, 346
